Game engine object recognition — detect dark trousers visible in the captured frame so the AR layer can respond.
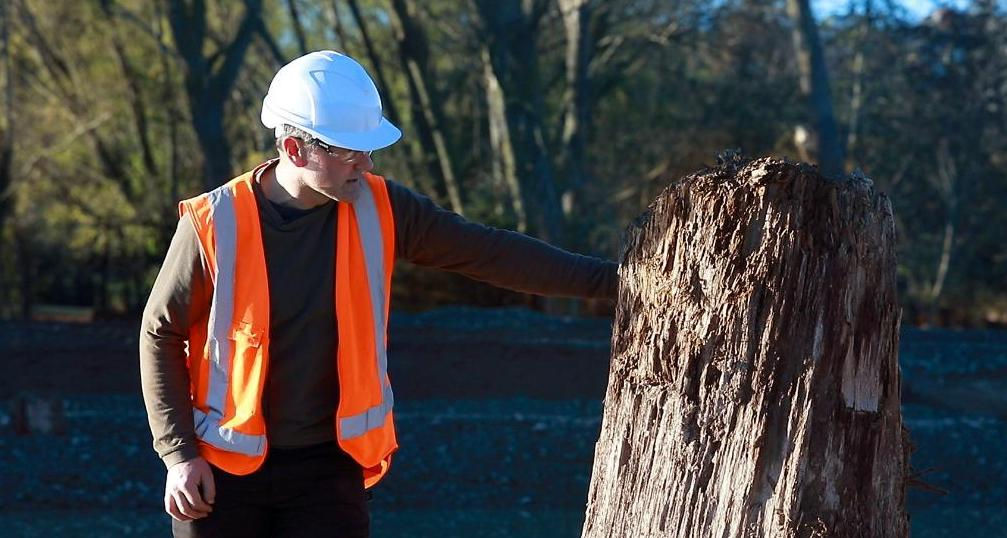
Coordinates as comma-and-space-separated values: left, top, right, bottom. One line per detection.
172, 442, 370, 538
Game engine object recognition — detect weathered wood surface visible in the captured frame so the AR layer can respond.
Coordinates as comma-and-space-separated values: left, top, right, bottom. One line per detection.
582, 158, 908, 537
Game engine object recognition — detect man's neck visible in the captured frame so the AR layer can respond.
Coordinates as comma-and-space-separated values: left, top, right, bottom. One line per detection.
260, 159, 328, 209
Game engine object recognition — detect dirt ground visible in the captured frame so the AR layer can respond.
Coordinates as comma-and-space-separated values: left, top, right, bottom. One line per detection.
1, 307, 1005, 537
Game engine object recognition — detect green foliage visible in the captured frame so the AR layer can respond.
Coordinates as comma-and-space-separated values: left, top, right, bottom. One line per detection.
0, 0, 1004, 325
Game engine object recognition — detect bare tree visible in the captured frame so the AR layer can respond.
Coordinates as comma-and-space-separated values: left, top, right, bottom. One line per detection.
845, 0, 873, 159
154, 1, 185, 248
389, 0, 464, 215
17, 1, 137, 200
167, 0, 262, 189
255, 21, 287, 67
482, 47, 526, 232
0, 0, 13, 237
474, 0, 564, 244
14, 225, 32, 319
284, 0, 309, 55
787, 0, 844, 178
328, 0, 350, 52
0, 0, 13, 317
101, 1, 158, 177
345, 0, 400, 126
928, 138, 956, 308
557, 0, 593, 222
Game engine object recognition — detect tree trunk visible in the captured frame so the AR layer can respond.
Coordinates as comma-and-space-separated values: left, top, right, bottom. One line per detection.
96, 225, 111, 315
788, 0, 844, 178
845, 0, 871, 159
482, 48, 526, 233
14, 225, 32, 320
582, 157, 908, 537
18, 1, 135, 197
0, 0, 11, 316
0, 0, 13, 238
167, 0, 262, 189
475, 0, 565, 245
328, 0, 349, 52
389, 0, 464, 215
346, 0, 401, 127
148, 3, 184, 252
558, 0, 593, 223
102, 1, 158, 178
927, 138, 956, 318
284, 0, 309, 55
255, 16, 287, 67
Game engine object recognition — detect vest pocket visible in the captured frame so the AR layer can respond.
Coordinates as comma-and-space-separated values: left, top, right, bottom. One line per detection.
227, 324, 266, 425
228, 324, 264, 379
231, 323, 263, 349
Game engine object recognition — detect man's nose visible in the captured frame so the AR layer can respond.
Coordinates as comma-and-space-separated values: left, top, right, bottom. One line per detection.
355, 153, 374, 172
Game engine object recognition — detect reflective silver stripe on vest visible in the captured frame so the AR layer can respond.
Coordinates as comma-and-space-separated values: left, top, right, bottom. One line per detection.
339, 181, 394, 440
340, 383, 395, 439
193, 408, 266, 455
192, 186, 266, 457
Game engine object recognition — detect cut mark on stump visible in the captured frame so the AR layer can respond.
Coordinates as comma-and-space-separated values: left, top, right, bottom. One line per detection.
812, 315, 824, 364
741, 202, 768, 261
841, 339, 881, 412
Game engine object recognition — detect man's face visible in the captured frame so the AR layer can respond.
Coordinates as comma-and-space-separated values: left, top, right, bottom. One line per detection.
295, 138, 374, 202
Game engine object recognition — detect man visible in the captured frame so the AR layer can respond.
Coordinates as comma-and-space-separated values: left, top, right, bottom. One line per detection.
140, 50, 617, 538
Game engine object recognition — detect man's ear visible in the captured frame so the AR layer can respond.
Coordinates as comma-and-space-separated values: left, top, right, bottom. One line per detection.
280, 137, 308, 167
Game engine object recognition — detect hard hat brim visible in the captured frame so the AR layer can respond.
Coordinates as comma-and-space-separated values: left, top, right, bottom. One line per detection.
262, 105, 402, 152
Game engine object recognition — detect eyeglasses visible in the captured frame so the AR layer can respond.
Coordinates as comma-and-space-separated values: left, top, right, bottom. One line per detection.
311, 139, 372, 164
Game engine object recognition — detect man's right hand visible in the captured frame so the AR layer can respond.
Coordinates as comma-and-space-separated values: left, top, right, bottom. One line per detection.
164, 457, 216, 521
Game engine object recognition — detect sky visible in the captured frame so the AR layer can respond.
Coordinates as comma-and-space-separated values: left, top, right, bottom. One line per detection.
813, 0, 975, 19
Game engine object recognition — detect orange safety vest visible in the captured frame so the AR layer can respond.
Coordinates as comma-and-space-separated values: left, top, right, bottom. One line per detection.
179, 164, 397, 488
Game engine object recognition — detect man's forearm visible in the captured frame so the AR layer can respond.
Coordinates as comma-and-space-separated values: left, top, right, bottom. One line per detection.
453, 227, 618, 299
139, 321, 200, 468
389, 179, 619, 299
139, 217, 210, 469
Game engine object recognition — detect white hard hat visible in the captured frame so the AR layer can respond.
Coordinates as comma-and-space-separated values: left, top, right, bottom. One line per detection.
261, 51, 401, 151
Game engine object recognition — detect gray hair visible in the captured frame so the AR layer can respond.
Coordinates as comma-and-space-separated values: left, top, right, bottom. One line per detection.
274, 124, 318, 145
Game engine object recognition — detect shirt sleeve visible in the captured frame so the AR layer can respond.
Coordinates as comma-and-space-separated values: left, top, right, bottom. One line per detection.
387, 179, 618, 299
139, 216, 212, 469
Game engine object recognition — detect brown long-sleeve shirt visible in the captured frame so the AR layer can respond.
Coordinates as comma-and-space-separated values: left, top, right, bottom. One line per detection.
140, 163, 618, 469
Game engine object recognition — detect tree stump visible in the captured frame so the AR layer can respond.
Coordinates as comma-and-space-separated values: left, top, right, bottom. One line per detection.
11, 392, 66, 435
582, 157, 908, 537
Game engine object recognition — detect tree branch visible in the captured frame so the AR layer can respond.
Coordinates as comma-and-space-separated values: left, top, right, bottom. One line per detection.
209, 0, 262, 102
284, 0, 309, 55
255, 17, 287, 67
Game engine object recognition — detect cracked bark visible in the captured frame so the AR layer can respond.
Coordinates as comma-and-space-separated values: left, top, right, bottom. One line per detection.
583, 157, 908, 538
